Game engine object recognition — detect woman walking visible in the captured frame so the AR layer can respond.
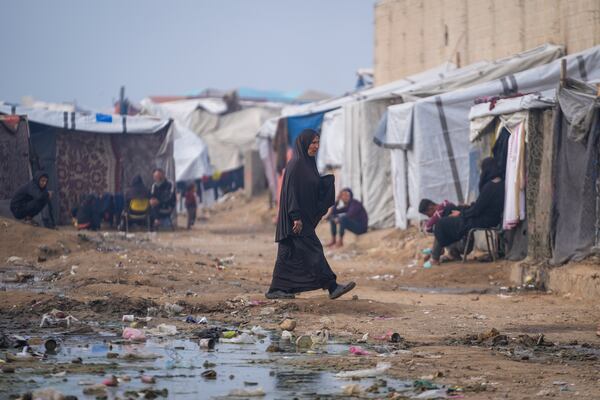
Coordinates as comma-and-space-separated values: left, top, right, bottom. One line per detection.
266, 129, 356, 300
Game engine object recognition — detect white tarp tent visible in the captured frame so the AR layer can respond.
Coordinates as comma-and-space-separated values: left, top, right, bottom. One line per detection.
382, 45, 600, 229
342, 44, 563, 229
142, 98, 278, 176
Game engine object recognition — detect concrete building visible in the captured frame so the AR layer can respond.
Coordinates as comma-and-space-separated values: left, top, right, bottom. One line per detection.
374, 0, 600, 84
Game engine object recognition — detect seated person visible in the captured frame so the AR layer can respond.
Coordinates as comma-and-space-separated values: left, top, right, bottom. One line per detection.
10, 171, 52, 225
418, 198, 459, 266
149, 168, 176, 230
74, 194, 101, 231
326, 188, 368, 248
120, 175, 150, 230
432, 157, 505, 265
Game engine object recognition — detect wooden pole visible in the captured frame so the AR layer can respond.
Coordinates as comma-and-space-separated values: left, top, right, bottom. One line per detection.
559, 59, 567, 88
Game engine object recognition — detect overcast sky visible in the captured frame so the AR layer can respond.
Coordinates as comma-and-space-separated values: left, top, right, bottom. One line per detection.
0, 0, 374, 109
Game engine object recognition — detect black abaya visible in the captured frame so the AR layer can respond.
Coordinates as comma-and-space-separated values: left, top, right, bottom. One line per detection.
434, 158, 505, 248
269, 130, 337, 294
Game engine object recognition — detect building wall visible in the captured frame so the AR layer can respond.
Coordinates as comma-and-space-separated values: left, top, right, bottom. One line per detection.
374, 0, 600, 84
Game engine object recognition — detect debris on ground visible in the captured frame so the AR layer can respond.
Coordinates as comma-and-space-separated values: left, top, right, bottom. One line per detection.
336, 362, 391, 379
40, 309, 79, 328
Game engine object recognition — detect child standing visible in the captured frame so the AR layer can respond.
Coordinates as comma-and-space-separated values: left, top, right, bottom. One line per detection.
184, 183, 198, 229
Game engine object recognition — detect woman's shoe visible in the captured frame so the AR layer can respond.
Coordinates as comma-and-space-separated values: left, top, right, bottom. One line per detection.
329, 281, 356, 300
265, 291, 295, 299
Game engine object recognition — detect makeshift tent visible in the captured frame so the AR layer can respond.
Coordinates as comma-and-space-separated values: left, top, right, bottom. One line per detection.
142, 98, 278, 175
379, 45, 600, 230
317, 108, 345, 171
195, 107, 279, 172
343, 99, 397, 228
343, 44, 562, 229
469, 92, 556, 261
0, 114, 31, 217
0, 105, 175, 224
551, 78, 600, 264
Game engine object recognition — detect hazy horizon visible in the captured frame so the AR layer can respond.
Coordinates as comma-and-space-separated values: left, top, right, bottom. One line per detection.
1, 0, 374, 110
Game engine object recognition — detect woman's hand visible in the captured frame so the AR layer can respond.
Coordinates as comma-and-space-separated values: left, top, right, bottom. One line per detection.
450, 210, 461, 217
292, 219, 303, 234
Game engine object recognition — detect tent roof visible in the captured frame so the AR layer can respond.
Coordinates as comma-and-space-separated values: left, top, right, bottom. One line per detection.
280, 62, 457, 118
469, 91, 556, 121
0, 104, 170, 135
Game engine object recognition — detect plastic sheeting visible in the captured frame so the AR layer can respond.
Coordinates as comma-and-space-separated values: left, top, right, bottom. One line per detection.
343, 99, 395, 229
317, 109, 345, 171
383, 45, 600, 229
286, 112, 325, 146
199, 107, 279, 172
552, 78, 600, 265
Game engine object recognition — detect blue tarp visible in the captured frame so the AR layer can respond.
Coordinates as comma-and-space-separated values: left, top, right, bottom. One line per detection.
286, 112, 325, 145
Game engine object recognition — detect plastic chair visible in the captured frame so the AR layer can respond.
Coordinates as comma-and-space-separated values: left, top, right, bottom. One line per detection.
462, 225, 503, 263
124, 198, 150, 233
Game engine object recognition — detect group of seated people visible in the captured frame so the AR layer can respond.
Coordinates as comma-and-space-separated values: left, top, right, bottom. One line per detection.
419, 157, 505, 266
10, 168, 178, 232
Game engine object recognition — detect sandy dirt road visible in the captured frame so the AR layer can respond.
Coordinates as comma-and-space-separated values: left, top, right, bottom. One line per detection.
1, 193, 600, 399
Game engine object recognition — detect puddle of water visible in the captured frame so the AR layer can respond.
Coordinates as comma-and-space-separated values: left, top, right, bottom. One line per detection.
2, 330, 416, 399
0, 267, 58, 293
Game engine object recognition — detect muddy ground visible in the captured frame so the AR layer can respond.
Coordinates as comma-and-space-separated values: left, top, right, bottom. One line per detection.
1, 192, 600, 399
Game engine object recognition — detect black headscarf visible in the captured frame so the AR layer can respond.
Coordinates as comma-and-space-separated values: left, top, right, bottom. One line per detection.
275, 129, 334, 242
479, 157, 502, 192
127, 175, 149, 200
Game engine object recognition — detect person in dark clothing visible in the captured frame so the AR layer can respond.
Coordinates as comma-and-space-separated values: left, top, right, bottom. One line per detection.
432, 157, 505, 264
75, 194, 100, 231
184, 182, 198, 229
326, 188, 368, 248
149, 168, 176, 230
119, 175, 150, 231
267, 129, 356, 300
126, 175, 150, 204
418, 198, 460, 266
10, 171, 52, 224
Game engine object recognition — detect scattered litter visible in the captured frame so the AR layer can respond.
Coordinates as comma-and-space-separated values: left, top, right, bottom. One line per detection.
40, 309, 79, 328
103, 375, 119, 387
413, 389, 448, 399
349, 346, 370, 356
185, 316, 208, 324
201, 370, 217, 380
222, 331, 238, 339
336, 363, 391, 379
295, 335, 313, 349
199, 338, 216, 349
122, 327, 146, 341
147, 324, 177, 336
279, 318, 297, 331
220, 333, 256, 344
121, 352, 161, 361
250, 326, 269, 337
141, 375, 156, 384
260, 307, 276, 316
310, 329, 329, 345
368, 274, 395, 281
342, 384, 363, 396
358, 333, 369, 343
281, 331, 293, 341
163, 303, 184, 316
228, 388, 266, 397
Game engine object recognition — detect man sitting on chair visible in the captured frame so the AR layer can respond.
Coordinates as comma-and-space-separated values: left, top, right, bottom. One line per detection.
149, 168, 176, 230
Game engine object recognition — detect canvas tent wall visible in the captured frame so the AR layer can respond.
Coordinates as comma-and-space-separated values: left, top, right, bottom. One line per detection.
380, 45, 600, 230
469, 93, 556, 261
0, 114, 31, 218
350, 44, 563, 229
142, 98, 278, 178
0, 105, 175, 224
